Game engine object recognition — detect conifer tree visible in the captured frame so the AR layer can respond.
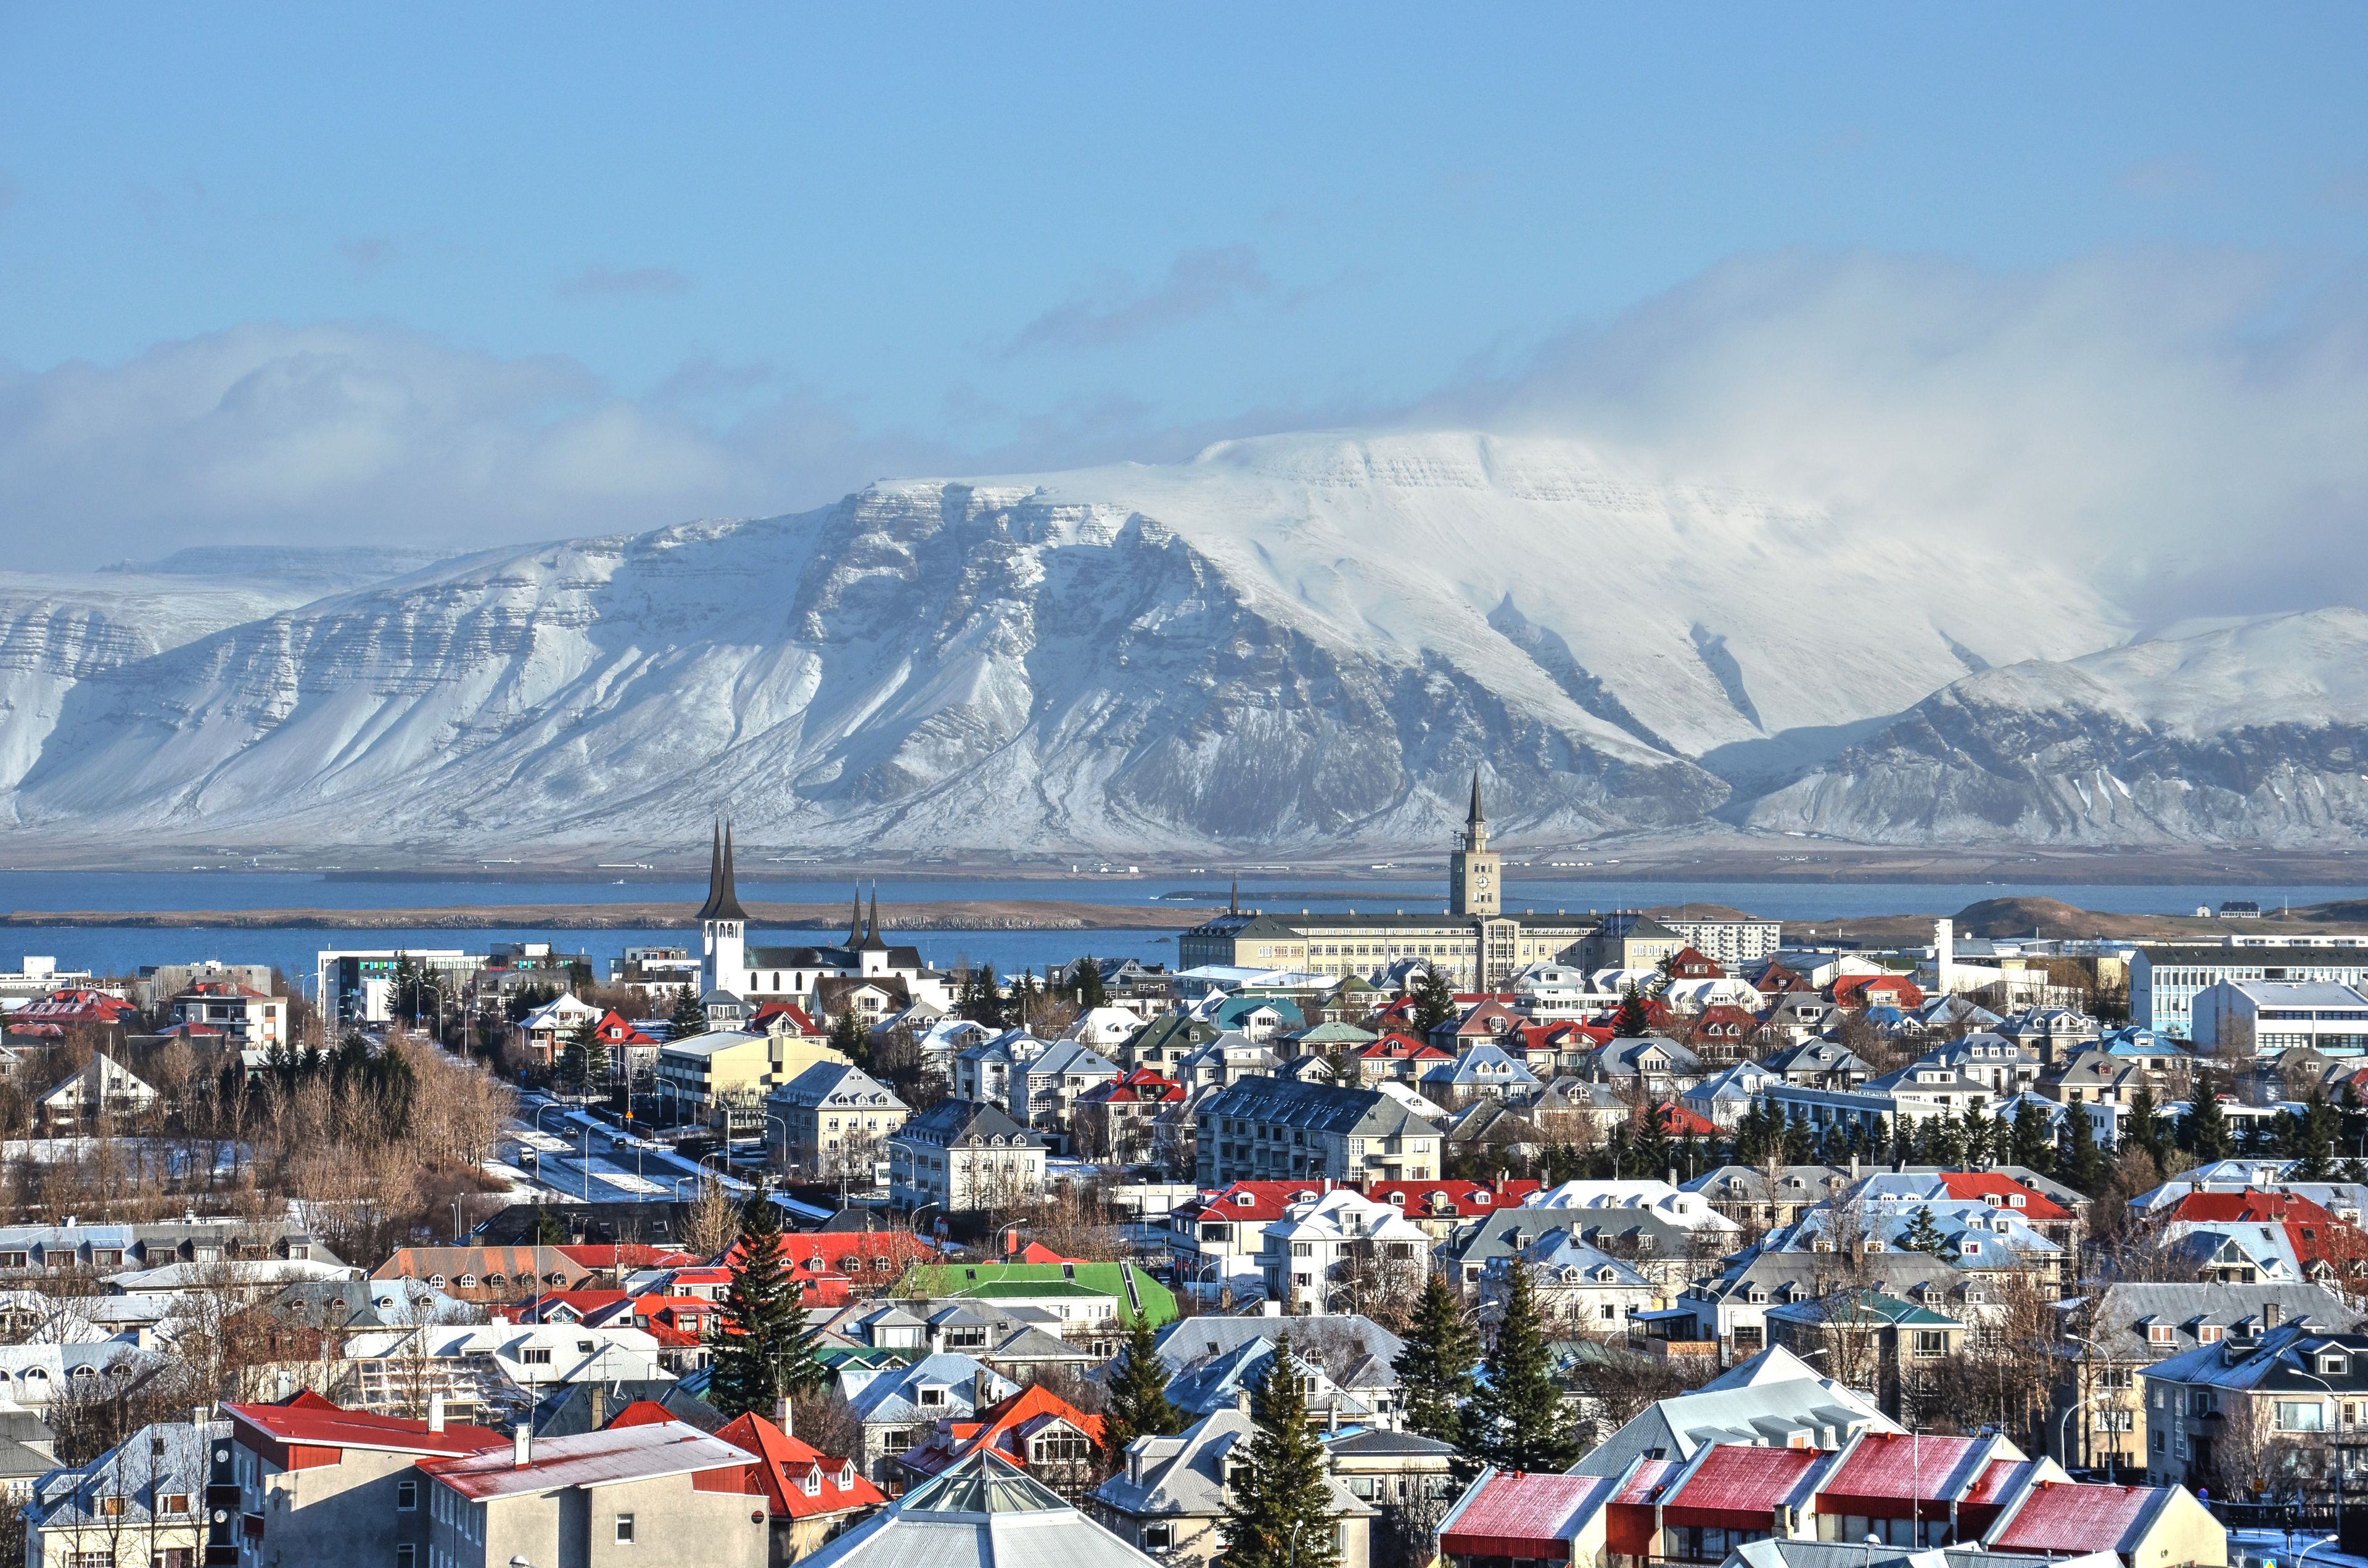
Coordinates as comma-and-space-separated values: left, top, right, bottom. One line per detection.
1782, 1106, 1814, 1165
706, 1196, 828, 1421
2059, 1103, 2107, 1196
1888, 1114, 1912, 1167
1220, 1337, 1341, 1568
826, 1008, 869, 1072
1634, 1104, 1675, 1183
1899, 1203, 1947, 1254
1075, 958, 1111, 1011
1957, 1103, 1993, 1168
1613, 986, 1650, 1038
2123, 1085, 2167, 1167
559, 1014, 608, 1097
2293, 1088, 2341, 1181
1412, 969, 1459, 1032
1101, 1311, 1183, 1466
958, 963, 1003, 1026
1394, 1271, 1480, 1451
668, 985, 708, 1040
2008, 1098, 2055, 1174
1470, 1262, 1577, 1473
2183, 1069, 2233, 1161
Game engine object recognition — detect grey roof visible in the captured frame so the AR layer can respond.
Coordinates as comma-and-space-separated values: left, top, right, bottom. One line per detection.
771, 1061, 907, 1112
1193, 1075, 1438, 1139
265, 1276, 464, 1329
1164, 1339, 1374, 1424
532, 1379, 722, 1436
893, 1096, 1043, 1148
847, 1353, 1016, 1426
807, 1450, 1157, 1568
1571, 1371, 1893, 1476
31, 1419, 223, 1532
1095, 1408, 1372, 1522
1729, 1540, 2119, 1568
1323, 1428, 1457, 1458
1152, 1313, 1405, 1380
1683, 1164, 1861, 1204
2074, 1281, 2364, 1363
2144, 1321, 2368, 1395
1023, 1040, 1120, 1077
0, 1406, 56, 1483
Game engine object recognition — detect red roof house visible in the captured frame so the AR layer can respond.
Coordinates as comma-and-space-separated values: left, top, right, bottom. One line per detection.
1658, 1442, 1830, 1530
1830, 974, 1925, 1009
1666, 946, 1724, 980
892, 1382, 1104, 1485
1656, 1102, 1720, 1139
1438, 1471, 1619, 1564
1933, 1173, 2074, 1225
716, 1410, 884, 1530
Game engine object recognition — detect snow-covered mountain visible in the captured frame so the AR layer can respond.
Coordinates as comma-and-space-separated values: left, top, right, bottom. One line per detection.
0, 431, 2126, 855
7, 427, 2343, 856
1741, 609, 2368, 845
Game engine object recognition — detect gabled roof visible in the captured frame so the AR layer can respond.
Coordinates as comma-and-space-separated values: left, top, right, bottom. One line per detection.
716, 1410, 883, 1518
1662, 1442, 1830, 1525
1437, 1469, 1618, 1559
1987, 1480, 2176, 1554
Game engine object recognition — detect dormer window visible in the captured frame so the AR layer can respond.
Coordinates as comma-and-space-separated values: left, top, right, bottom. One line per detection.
1235, 1194, 1254, 1207
2324, 1355, 2350, 1376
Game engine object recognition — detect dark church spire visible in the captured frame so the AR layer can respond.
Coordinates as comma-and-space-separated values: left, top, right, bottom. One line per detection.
696, 818, 749, 923
1229, 875, 1239, 916
846, 887, 865, 946
861, 884, 888, 950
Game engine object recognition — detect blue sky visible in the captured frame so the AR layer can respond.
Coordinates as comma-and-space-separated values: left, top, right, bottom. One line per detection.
2, 7, 2366, 575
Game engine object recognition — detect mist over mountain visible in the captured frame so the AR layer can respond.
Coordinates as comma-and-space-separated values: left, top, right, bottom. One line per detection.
0, 428, 2354, 858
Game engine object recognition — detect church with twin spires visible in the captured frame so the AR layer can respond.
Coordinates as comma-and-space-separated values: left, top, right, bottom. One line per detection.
692, 822, 952, 1019
1176, 773, 1597, 991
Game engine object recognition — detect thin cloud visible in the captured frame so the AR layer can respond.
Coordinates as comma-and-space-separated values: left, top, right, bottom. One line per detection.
339, 237, 397, 275
1008, 245, 1274, 355
557, 265, 692, 300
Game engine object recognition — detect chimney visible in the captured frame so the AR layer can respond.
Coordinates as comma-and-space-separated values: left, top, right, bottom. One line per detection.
973, 1370, 994, 1410
490, 1311, 508, 1328
775, 1396, 792, 1436
274, 1369, 292, 1400
587, 1385, 605, 1430
427, 1394, 445, 1434
1934, 920, 1955, 998
2266, 1301, 2282, 1329
513, 1423, 532, 1469
1261, 1297, 1282, 1318
193, 1405, 210, 1431
1850, 1151, 1860, 1180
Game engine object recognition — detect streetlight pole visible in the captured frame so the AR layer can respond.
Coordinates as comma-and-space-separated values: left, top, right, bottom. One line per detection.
2292, 1365, 2345, 1544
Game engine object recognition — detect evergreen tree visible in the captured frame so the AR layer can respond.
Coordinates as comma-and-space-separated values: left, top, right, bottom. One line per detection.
2341, 1081, 2368, 1170
2293, 1089, 2341, 1181
706, 1196, 828, 1421
2182, 1069, 2233, 1161
1960, 1113, 1998, 1175
2008, 1098, 2055, 1175
1918, 1113, 1963, 1169
1220, 1337, 1341, 1568
1394, 1271, 1481, 1451
1613, 986, 1651, 1038
958, 963, 1004, 1026
2059, 1104, 2107, 1196
1634, 1104, 1676, 1183
826, 1008, 870, 1072
1075, 958, 1111, 1011
2123, 1086, 2168, 1168
1412, 968, 1459, 1033
1101, 1311, 1184, 1466
1888, 1114, 1912, 1167
559, 1015, 609, 1097
1899, 1204, 1947, 1254
668, 985, 709, 1040
1470, 1262, 1577, 1473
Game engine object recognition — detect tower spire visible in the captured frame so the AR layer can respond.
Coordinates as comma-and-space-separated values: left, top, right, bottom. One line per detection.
1229, 875, 1239, 916
696, 818, 749, 923
865, 884, 882, 945
1468, 769, 1486, 832
846, 887, 865, 947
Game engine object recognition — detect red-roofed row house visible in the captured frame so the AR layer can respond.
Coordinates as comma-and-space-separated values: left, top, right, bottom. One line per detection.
1437, 1429, 2224, 1568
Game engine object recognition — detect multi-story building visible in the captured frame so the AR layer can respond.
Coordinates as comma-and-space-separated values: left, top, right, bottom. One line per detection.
2131, 937, 2368, 1040
314, 948, 485, 1030
1193, 1077, 1442, 1188
220, 1395, 511, 1567
2143, 1320, 2368, 1498
1177, 779, 1594, 991
419, 1418, 770, 1568
767, 1062, 909, 1181
653, 1029, 849, 1135
886, 1099, 1048, 1214
167, 979, 287, 1046
2189, 978, 2368, 1058
25, 1416, 220, 1568
1257, 1187, 1432, 1315
1007, 1039, 1120, 1131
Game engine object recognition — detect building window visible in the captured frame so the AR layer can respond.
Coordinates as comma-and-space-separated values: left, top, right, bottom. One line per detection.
2278, 1401, 2328, 1432
1914, 1331, 1946, 1358
397, 1479, 417, 1511
616, 1513, 636, 1544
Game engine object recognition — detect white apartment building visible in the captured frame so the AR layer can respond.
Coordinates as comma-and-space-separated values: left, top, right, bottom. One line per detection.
1655, 917, 1783, 969
2190, 979, 2368, 1058
1259, 1188, 1433, 1315
2132, 937, 2368, 1040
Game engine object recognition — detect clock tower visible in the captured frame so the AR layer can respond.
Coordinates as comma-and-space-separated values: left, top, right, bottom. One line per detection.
1448, 770, 1500, 917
